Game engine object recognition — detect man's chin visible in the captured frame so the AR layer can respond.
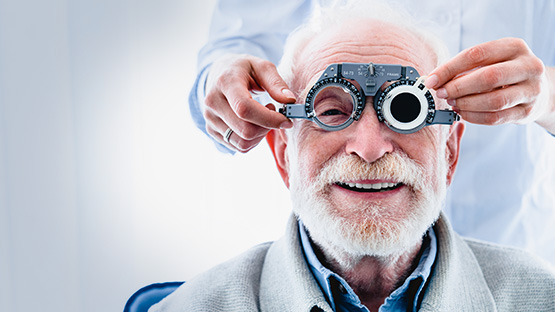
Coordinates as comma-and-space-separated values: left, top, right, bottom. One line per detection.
304, 220, 428, 269
296, 200, 441, 267
324, 217, 428, 255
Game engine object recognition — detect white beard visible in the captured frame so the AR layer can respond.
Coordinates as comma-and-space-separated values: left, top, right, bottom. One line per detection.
288, 149, 447, 268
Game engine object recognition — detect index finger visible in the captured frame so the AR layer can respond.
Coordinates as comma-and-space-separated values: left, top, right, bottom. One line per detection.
426, 38, 525, 89
222, 80, 292, 129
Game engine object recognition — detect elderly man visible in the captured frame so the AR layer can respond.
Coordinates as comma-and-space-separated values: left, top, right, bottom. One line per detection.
152, 3, 555, 312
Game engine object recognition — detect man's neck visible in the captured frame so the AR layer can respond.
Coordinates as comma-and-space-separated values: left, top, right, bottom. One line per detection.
314, 241, 423, 312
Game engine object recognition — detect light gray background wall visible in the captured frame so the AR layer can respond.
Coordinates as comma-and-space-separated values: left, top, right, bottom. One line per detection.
0, 1, 291, 311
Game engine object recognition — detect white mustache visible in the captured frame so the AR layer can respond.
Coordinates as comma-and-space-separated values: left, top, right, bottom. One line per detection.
315, 152, 426, 191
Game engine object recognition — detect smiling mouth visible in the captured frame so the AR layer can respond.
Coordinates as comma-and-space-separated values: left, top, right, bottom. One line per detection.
336, 182, 403, 193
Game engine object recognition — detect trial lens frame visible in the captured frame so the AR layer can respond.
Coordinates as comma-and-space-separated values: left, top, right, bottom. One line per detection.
280, 63, 459, 133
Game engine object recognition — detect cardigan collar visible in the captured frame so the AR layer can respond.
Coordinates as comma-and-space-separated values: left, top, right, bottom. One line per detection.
259, 213, 496, 312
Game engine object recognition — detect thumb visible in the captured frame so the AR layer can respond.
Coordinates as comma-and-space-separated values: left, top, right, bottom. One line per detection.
251, 60, 296, 104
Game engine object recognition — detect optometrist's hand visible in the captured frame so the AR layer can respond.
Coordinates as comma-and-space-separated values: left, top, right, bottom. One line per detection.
203, 54, 295, 153
425, 38, 555, 134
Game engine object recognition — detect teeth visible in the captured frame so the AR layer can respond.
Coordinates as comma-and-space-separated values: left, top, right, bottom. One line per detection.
341, 182, 400, 190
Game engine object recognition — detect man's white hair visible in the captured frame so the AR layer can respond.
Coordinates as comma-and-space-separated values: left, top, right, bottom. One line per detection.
278, 0, 450, 87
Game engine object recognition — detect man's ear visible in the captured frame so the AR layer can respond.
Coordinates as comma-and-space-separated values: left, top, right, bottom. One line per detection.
266, 129, 290, 188
445, 121, 465, 186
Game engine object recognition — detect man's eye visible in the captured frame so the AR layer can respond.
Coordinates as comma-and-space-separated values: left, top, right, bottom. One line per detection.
321, 109, 347, 116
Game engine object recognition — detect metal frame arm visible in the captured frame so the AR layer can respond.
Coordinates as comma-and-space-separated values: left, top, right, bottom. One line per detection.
430, 110, 460, 125
279, 104, 311, 119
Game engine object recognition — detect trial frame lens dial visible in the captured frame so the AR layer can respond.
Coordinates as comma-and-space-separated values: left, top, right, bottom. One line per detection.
374, 78, 435, 134
306, 77, 365, 131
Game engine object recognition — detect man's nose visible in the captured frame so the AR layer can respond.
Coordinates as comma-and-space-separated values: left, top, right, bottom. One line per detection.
344, 105, 395, 163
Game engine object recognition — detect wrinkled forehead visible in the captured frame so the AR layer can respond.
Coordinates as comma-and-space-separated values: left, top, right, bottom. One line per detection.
293, 19, 436, 94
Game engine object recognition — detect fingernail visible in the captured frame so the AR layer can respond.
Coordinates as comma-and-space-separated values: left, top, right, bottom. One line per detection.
282, 89, 296, 100
436, 88, 448, 99
280, 120, 293, 129
425, 75, 439, 89
447, 99, 456, 107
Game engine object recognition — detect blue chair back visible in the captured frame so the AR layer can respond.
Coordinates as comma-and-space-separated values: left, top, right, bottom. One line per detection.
124, 281, 184, 312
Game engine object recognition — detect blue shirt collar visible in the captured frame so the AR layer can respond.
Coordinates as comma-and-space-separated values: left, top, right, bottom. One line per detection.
299, 221, 437, 312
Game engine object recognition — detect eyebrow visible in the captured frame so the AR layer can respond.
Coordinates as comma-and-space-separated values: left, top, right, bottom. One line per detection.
315, 88, 351, 104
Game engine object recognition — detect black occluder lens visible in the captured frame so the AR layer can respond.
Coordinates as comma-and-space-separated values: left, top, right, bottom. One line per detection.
390, 93, 420, 123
